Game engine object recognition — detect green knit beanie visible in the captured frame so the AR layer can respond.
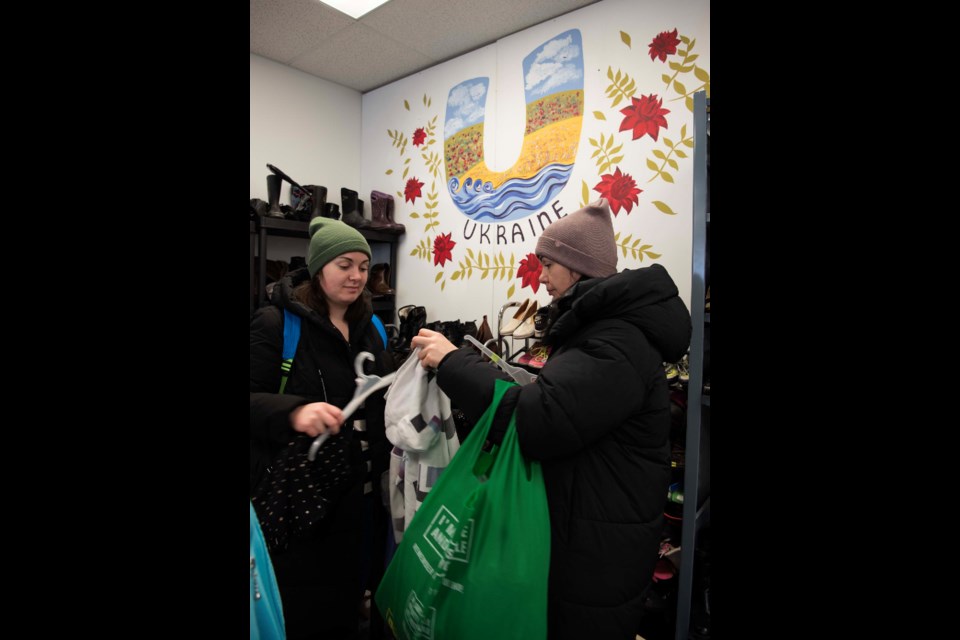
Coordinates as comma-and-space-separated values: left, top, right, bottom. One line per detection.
307, 217, 372, 277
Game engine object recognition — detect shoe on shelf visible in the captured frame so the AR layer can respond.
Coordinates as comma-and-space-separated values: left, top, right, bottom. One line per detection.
658, 540, 682, 572
704, 285, 710, 312
533, 305, 550, 338
476, 315, 494, 344
677, 354, 689, 385
517, 346, 536, 366
526, 343, 550, 368
670, 444, 685, 470
500, 300, 530, 336
266, 175, 285, 218
664, 362, 679, 383
322, 202, 341, 220
366, 263, 395, 297
517, 342, 551, 368
652, 557, 676, 583
342, 200, 370, 229
702, 379, 710, 395
370, 190, 404, 234
512, 301, 540, 339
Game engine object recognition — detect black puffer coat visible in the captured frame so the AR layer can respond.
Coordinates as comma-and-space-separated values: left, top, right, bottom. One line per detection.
250, 268, 390, 494
437, 264, 691, 640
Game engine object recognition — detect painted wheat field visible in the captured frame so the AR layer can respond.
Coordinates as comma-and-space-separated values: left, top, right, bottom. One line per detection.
445, 90, 583, 189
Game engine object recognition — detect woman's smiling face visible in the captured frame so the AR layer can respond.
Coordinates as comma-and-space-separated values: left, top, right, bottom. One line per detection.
318, 252, 370, 306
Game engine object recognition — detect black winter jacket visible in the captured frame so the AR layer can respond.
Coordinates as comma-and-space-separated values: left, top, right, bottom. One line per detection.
249, 268, 390, 496
436, 264, 691, 640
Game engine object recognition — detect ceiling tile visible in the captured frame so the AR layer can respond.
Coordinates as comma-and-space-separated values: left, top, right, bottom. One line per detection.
290, 22, 436, 92
252, 0, 602, 93
250, 0, 356, 64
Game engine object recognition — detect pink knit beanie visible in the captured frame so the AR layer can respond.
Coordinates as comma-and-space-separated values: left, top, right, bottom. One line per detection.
535, 198, 618, 277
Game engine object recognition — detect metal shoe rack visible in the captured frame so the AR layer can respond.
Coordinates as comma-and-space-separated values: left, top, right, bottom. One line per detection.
495, 300, 544, 368
495, 301, 520, 360
674, 90, 710, 640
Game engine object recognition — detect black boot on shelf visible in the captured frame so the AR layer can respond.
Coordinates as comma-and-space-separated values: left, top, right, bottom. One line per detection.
351, 198, 372, 228
266, 175, 285, 218
289, 256, 307, 272
390, 305, 426, 353
356, 198, 372, 227
533, 305, 550, 338
342, 189, 370, 229
341, 188, 358, 214
250, 198, 268, 219
322, 202, 341, 220
309, 185, 327, 221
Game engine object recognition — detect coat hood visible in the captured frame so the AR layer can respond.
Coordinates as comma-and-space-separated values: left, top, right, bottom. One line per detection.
546, 263, 691, 363
268, 266, 375, 333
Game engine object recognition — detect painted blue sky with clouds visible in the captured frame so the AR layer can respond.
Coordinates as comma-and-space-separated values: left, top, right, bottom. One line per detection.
444, 29, 582, 138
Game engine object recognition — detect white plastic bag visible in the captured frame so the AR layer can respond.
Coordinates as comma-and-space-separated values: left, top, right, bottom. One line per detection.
383, 347, 460, 541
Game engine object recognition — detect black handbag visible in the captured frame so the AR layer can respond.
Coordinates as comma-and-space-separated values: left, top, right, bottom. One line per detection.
251, 433, 357, 551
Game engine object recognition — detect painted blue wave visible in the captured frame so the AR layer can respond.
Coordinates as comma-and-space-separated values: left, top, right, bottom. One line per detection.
448, 164, 574, 222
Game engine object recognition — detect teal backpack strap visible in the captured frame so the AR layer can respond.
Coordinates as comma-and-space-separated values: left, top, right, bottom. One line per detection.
280, 309, 301, 395
371, 313, 388, 349
280, 310, 380, 394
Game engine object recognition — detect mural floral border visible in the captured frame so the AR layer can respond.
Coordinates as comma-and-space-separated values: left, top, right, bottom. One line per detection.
384, 28, 710, 298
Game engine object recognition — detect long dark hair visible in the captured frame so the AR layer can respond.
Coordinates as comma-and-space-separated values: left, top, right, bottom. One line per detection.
292, 274, 371, 324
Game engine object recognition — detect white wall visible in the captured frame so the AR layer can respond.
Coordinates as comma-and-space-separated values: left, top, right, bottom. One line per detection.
251, 54, 363, 261
250, 0, 709, 330
360, 0, 709, 331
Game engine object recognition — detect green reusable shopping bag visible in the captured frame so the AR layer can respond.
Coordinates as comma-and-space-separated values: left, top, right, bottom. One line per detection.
375, 378, 550, 640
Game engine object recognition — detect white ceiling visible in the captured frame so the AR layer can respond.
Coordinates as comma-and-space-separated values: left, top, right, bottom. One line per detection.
250, 0, 602, 93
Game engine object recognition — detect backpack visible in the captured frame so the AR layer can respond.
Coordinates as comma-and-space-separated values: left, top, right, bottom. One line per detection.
279, 310, 387, 392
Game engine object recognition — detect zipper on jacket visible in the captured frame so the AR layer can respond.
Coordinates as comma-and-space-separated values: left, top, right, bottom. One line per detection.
318, 369, 328, 402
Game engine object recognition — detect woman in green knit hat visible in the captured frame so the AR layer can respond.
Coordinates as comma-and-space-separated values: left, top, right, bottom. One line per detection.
250, 217, 392, 639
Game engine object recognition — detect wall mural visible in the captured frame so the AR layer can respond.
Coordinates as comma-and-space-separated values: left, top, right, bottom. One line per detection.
445, 29, 583, 223
384, 27, 709, 299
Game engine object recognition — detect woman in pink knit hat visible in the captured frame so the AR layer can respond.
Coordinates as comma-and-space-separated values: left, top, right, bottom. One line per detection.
412, 198, 692, 639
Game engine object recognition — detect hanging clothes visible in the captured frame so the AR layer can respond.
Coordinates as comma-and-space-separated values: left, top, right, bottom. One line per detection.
383, 347, 460, 542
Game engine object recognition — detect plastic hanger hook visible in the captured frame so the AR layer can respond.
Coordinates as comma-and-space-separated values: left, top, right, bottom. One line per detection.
307, 352, 397, 461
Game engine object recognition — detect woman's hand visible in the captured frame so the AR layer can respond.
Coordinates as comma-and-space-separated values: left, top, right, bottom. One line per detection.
290, 402, 345, 438
410, 328, 458, 370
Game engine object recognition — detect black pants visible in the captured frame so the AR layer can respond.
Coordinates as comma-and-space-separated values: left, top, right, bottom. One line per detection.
362, 490, 389, 640
271, 483, 363, 640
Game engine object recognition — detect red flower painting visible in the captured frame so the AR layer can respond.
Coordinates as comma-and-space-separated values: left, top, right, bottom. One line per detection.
433, 232, 456, 267
594, 168, 641, 215
619, 94, 670, 142
412, 127, 426, 147
404, 177, 424, 204
648, 28, 681, 63
516, 253, 542, 293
